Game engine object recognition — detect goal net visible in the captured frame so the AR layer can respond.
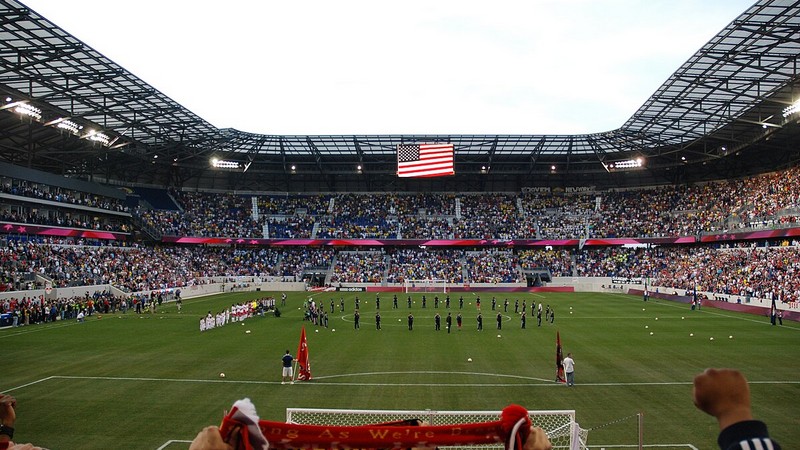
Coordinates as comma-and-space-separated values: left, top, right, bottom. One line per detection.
404, 278, 449, 293
285, 407, 588, 450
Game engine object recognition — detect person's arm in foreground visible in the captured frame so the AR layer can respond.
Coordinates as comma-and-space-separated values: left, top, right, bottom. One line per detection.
693, 368, 782, 450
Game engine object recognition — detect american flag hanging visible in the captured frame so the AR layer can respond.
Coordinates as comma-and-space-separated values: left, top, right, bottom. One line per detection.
397, 143, 455, 178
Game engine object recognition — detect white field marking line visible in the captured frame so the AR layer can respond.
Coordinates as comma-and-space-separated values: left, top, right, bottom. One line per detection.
654, 300, 800, 330
0, 320, 93, 339
156, 439, 193, 450
589, 445, 699, 450
1, 376, 55, 393
311, 370, 553, 382
37, 374, 800, 388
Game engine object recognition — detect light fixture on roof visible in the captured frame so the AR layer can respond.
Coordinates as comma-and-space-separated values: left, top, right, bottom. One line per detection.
13, 103, 42, 120
603, 157, 644, 172
782, 99, 800, 118
56, 119, 82, 135
87, 130, 110, 145
210, 158, 240, 169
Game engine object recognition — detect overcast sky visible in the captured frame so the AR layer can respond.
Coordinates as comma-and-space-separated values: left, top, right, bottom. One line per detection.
23, 0, 753, 135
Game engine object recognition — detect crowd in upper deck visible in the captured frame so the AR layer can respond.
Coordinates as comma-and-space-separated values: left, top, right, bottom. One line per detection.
133, 165, 800, 240
3, 166, 799, 241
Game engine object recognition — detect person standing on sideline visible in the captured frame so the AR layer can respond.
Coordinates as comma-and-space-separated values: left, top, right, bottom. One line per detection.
354, 310, 360, 330
375, 312, 381, 330
282, 350, 294, 385
563, 353, 575, 386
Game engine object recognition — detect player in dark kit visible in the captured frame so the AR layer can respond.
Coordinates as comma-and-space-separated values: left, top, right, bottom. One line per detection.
407, 313, 414, 331
434, 313, 441, 330
477, 313, 483, 330
375, 312, 381, 330
354, 310, 360, 330
496, 313, 502, 330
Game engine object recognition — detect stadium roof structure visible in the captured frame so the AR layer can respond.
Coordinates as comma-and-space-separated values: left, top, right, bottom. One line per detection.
1, 0, 800, 193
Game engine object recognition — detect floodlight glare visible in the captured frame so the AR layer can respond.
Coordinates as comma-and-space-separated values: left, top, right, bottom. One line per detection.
211, 159, 240, 169
89, 132, 110, 145
14, 103, 42, 120
56, 119, 81, 134
782, 99, 800, 117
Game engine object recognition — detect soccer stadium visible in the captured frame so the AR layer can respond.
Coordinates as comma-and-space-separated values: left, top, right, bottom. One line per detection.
1, 1, 799, 449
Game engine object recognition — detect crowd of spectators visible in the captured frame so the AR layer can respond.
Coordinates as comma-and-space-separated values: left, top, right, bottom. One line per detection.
465, 251, 520, 283
517, 249, 573, 277
385, 249, 465, 284
2, 238, 799, 305
330, 251, 386, 283
266, 216, 315, 239
122, 165, 800, 240
1, 178, 127, 212
0, 208, 129, 233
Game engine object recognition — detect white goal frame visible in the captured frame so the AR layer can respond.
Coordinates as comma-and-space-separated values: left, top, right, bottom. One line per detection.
403, 278, 449, 293
285, 407, 588, 450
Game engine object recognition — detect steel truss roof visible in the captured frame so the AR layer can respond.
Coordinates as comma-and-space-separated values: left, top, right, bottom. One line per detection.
1, 0, 799, 192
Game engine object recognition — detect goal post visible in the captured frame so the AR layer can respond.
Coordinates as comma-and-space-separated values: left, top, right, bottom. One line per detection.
285, 407, 588, 450
404, 278, 449, 293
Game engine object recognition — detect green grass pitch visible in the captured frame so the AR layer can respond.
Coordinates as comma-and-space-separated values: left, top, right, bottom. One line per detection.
3, 291, 799, 449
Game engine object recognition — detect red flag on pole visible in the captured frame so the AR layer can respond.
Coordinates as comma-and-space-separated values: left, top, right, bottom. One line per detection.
295, 326, 312, 381
555, 331, 565, 383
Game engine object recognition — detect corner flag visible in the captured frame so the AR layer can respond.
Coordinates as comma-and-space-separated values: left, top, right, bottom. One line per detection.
556, 331, 565, 383
295, 326, 312, 381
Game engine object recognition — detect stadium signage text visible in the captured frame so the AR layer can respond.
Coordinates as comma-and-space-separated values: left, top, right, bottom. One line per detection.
611, 277, 643, 285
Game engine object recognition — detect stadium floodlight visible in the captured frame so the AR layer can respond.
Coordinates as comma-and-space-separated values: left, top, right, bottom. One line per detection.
13, 102, 42, 120
603, 157, 644, 172
782, 99, 800, 118
211, 158, 240, 169
87, 130, 110, 145
56, 119, 82, 135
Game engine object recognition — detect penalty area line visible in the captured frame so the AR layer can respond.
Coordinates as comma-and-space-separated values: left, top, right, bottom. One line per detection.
155, 439, 193, 450
589, 445, 699, 450
1, 376, 56, 393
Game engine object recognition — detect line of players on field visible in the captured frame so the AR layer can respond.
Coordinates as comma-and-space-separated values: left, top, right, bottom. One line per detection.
199, 297, 276, 332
